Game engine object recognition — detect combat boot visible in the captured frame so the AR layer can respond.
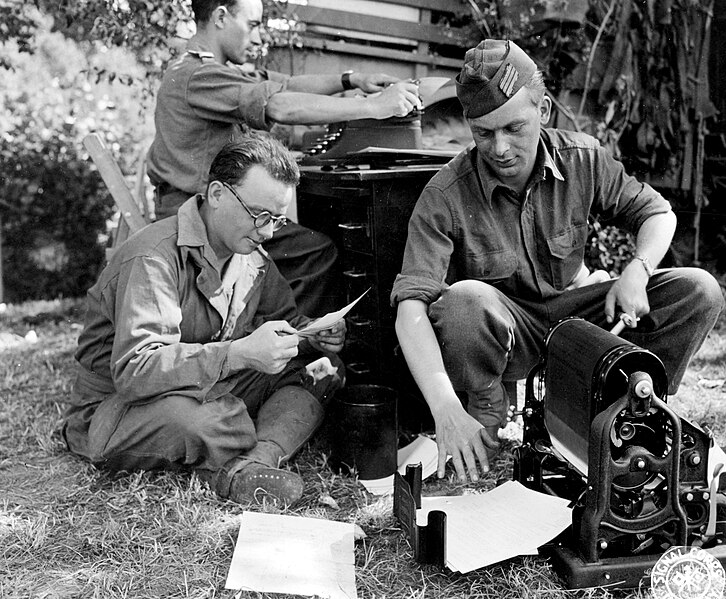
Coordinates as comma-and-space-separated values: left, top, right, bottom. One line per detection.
206, 386, 325, 505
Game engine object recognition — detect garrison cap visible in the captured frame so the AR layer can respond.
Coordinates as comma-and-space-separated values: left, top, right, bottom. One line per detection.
456, 39, 537, 118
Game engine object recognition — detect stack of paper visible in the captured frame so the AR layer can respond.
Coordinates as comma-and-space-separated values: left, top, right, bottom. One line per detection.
360, 435, 439, 495
225, 511, 357, 599
416, 481, 572, 573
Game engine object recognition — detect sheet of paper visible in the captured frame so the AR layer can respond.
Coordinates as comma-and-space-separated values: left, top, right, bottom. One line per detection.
416, 481, 572, 573
360, 435, 439, 495
352, 146, 460, 158
295, 288, 370, 337
225, 511, 357, 599
550, 433, 588, 477
396, 435, 439, 479
360, 474, 394, 495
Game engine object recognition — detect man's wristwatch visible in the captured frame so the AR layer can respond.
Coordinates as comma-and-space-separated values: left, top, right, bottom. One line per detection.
341, 70, 355, 91
634, 255, 654, 277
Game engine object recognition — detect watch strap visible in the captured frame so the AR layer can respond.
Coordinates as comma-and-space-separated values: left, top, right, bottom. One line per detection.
341, 71, 354, 91
635, 255, 654, 277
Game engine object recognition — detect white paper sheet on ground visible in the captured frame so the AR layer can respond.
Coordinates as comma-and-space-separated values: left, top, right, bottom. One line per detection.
415, 481, 572, 574
225, 511, 357, 599
295, 288, 370, 338
360, 435, 439, 495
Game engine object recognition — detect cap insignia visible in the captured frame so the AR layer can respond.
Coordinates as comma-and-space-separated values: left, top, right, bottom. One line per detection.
499, 63, 519, 98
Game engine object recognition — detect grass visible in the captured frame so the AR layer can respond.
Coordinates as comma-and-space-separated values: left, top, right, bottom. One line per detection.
1, 297, 725, 599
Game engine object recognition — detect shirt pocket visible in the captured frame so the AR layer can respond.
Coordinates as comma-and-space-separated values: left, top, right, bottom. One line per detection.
546, 223, 588, 289
464, 248, 518, 286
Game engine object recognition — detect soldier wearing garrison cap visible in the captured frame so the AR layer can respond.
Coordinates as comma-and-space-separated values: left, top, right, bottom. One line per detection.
392, 40, 724, 484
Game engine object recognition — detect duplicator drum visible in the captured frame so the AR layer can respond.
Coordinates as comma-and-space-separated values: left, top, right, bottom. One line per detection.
513, 317, 726, 588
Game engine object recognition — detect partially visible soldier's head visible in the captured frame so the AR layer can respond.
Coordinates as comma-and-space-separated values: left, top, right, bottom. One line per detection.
191, 0, 263, 64
192, 0, 241, 24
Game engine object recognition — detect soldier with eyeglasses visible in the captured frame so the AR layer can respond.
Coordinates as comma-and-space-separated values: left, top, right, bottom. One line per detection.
65, 136, 346, 506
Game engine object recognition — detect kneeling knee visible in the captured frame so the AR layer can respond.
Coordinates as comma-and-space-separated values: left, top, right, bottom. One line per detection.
685, 269, 725, 314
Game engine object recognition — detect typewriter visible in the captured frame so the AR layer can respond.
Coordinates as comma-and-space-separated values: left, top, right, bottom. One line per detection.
299, 77, 462, 168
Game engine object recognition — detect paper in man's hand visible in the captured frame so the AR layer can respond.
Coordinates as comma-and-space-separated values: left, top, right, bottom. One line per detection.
295, 288, 370, 337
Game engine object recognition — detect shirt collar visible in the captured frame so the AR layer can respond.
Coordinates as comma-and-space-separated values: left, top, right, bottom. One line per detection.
177, 194, 268, 271
185, 37, 216, 61
178, 195, 208, 247
177, 194, 220, 268
533, 135, 565, 184
474, 132, 565, 203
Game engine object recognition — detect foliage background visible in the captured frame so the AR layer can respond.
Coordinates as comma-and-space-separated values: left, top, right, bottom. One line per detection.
0, 0, 723, 300
1, 5, 155, 302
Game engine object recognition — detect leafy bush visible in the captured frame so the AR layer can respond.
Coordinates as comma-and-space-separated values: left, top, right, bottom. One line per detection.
1, 13, 152, 302
585, 219, 636, 277
1, 109, 111, 302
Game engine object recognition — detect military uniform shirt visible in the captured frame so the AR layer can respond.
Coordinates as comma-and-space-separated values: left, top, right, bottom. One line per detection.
391, 128, 673, 306
146, 38, 290, 196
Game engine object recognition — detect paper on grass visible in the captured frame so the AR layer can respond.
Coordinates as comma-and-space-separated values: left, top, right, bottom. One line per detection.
225, 511, 357, 599
295, 288, 370, 338
416, 481, 572, 574
359, 474, 396, 495
360, 435, 439, 495
396, 434, 439, 478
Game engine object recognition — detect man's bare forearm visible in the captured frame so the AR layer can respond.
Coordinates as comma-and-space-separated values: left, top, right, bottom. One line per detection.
632, 211, 676, 268
395, 299, 462, 418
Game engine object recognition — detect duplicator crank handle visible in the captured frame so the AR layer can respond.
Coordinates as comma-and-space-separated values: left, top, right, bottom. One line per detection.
610, 312, 639, 336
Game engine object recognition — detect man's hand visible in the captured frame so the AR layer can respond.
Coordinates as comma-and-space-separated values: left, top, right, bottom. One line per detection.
308, 319, 346, 354
350, 72, 400, 93
604, 260, 650, 326
368, 81, 422, 118
433, 403, 499, 483
228, 320, 299, 374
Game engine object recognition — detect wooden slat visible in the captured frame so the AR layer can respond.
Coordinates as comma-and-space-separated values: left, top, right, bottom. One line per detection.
307, 25, 416, 48
301, 37, 463, 69
292, 5, 470, 47
369, 0, 470, 16
416, 8, 433, 80
83, 133, 147, 233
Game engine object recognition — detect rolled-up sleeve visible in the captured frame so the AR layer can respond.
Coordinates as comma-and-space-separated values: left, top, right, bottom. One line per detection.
110, 255, 232, 403
390, 185, 455, 306
187, 64, 288, 131
594, 146, 672, 232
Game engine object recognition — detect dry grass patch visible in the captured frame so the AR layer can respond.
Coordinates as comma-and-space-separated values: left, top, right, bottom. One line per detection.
1, 298, 725, 599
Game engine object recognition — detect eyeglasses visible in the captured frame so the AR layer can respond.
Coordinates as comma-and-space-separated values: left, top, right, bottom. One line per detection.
220, 181, 288, 231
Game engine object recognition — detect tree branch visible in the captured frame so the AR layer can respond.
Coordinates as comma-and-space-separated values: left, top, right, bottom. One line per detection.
577, 0, 618, 120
